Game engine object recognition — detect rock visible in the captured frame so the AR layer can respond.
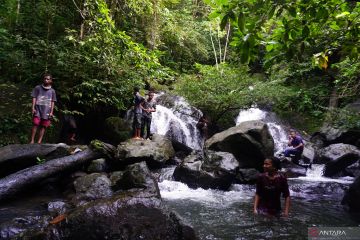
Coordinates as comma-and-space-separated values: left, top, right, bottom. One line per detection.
22, 193, 199, 240
235, 168, 259, 184
302, 142, 315, 164
280, 159, 307, 178
0, 143, 70, 178
316, 124, 360, 148
0, 216, 50, 240
315, 144, 360, 177
342, 176, 360, 213
73, 173, 112, 202
102, 117, 132, 145
114, 134, 175, 168
87, 158, 109, 173
205, 120, 274, 169
47, 201, 70, 217
173, 150, 239, 190
111, 162, 160, 198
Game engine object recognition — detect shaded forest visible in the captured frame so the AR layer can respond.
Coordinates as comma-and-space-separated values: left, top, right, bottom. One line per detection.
0, 0, 359, 145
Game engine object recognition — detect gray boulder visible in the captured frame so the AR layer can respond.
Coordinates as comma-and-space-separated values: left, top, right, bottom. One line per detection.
0, 143, 70, 177
173, 150, 239, 190
316, 144, 360, 177
87, 158, 109, 173
21, 193, 199, 240
235, 168, 260, 184
111, 162, 160, 198
342, 176, 360, 213
73, 173, 112, 203
114, 134, 175, 168
205, 120, 274, 169
280, 159, 307, 178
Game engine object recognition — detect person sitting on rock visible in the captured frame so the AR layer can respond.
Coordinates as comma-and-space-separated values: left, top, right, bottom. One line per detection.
254, 157, 290, 217
283, 129, 304, 164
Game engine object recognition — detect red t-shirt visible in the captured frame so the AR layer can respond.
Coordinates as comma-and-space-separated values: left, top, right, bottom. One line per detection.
256, 172, 290, 215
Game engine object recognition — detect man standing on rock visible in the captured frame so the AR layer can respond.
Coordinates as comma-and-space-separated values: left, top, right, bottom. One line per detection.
30, 73, 57, 144
141, 90, 156, 140
283, 129, 304, 162
132, 87, 144, 140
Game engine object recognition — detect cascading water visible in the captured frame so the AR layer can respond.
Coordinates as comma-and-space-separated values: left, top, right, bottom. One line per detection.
151, 94, 203, 150
235, 107, 288, 154
156, 107, 357, 239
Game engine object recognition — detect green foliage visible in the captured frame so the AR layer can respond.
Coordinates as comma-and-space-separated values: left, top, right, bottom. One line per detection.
36, 157, 46, 164
326, 108, 360, 130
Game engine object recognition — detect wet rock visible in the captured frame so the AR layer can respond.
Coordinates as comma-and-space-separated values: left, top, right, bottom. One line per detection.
235, 168, 260, 184
111, 162, 160, 198
0, 143, 70, 178
0, 216, 50, 240
73, 173, 112, 202
87, 158, 109, 173
23, 193, 199, 240
314, 124, 360, 148
302, 142, 315, 164
205, 120, 274, 169
315, 144, 360, 177
281, 159, 307, 178
47, 201, 70, 217
173, 150, 239, 190
114, 134, 175, 168
342, 176, 360, 213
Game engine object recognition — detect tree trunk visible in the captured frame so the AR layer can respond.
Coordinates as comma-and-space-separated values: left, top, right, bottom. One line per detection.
0, 148, 102, 201
329, 87, 338, 108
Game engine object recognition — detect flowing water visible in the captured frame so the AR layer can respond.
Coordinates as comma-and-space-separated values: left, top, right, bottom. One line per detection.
158, 167, 358, 240
155, 107, 359, 239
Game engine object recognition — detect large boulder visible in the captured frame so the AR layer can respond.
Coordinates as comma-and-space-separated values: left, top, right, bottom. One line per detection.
315, 125, 360, 147
280, 159, 307, 178
205, 120, 274, 169
235, 168, 259, 184
111, 161, 160, 198
315, 144, 360, 177
342, 176, 360, 213
73, 173, 113, 203
173, 150, 239, 190
21, 193, 198, 240
0, 143, 70, 177
114, 134, 175, 168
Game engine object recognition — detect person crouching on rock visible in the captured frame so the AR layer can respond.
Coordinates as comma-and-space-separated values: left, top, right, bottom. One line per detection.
283, 129, 304, 162
253, 157, 290, 217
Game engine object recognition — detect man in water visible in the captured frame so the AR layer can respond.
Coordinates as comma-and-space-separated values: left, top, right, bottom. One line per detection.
254, 157, 290, 217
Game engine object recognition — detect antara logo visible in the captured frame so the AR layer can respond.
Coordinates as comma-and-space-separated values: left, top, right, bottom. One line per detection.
318, 230, 346, 236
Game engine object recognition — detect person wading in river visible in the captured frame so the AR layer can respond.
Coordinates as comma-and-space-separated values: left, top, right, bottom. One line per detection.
253, 157, 290, 217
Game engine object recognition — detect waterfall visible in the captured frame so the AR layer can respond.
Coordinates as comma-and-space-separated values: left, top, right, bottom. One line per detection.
235, 107, 288, 153
151, 94, 203, 150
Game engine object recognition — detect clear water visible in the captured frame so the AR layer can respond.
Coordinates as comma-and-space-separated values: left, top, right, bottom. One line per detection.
159, 167, 359, 240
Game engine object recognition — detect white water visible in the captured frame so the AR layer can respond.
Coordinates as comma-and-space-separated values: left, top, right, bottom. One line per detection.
235, 107, 288, 154
297, 164, 354, 184
151, 95, 203, 150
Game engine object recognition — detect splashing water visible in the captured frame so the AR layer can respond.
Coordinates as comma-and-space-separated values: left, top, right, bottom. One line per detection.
235, 107, 288, 153
151, 95, 203, 150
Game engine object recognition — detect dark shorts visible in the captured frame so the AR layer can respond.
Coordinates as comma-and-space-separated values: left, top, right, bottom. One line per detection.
133, 113, 142, 129
33, 117, 51, 127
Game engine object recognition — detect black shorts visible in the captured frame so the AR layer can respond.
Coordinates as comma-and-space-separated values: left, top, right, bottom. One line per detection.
133, 113, 142, 129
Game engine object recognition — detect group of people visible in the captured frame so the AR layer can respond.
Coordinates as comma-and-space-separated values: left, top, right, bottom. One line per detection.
132, 87, 156, 140
31, 73, 306, 219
